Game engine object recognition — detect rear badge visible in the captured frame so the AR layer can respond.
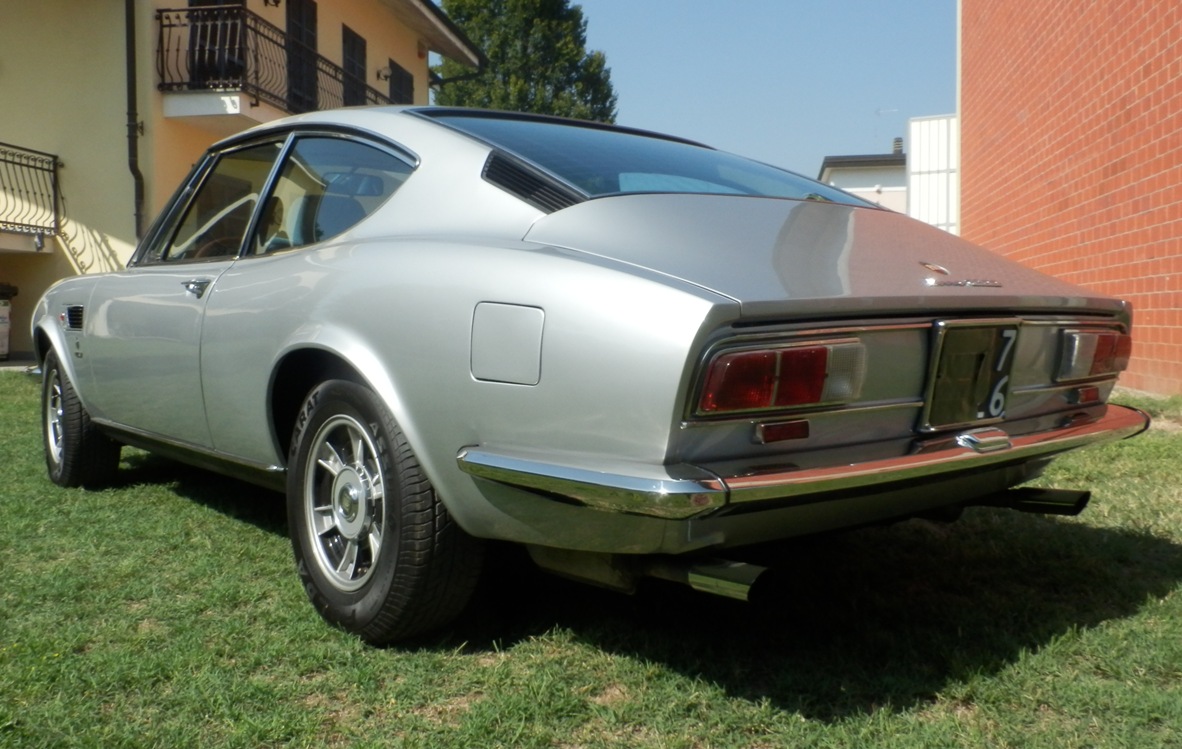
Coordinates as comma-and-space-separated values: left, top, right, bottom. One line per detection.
920, 261, 1002, 288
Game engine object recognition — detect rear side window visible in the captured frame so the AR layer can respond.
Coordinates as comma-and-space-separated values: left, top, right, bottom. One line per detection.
429, 113, 868, 206
252, 136, 413, 254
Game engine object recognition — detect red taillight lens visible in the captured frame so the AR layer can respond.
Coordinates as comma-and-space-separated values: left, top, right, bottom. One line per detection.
774, 347, 828, 407
699, 350, 778, 412
697, 341, 865, 416
1057, 330, 1133, 381
1090, 332, 1132, 375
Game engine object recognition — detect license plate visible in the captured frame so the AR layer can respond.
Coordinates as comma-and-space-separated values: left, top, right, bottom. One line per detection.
921, 320, 1020, 431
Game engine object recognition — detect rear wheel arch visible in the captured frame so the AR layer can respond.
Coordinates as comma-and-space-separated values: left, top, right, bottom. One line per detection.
270, 348, 363, 460
269, 345, 467, 535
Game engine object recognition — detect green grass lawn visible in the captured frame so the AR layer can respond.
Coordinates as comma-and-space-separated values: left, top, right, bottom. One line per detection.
3, 371, 1181, 748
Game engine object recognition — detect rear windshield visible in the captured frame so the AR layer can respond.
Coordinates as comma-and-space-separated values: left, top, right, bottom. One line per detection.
430, 113, 868, 206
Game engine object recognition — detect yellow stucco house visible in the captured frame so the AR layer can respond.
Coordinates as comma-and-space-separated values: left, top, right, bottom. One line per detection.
0, 0, 480, 358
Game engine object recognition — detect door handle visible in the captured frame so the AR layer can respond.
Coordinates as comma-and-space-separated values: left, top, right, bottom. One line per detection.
182, 279, 212, 299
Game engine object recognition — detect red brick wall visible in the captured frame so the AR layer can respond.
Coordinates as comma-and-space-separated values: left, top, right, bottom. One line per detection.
960, 0, 1182, 394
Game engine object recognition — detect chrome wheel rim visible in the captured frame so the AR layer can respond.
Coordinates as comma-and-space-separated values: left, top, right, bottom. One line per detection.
45, 371, 64, 467
303, 414, 386, 592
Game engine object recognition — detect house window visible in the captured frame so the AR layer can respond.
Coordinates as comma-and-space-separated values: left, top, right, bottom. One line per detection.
286, 0, 318, 113
386, 59, 414, 105
342, 26, 367, 106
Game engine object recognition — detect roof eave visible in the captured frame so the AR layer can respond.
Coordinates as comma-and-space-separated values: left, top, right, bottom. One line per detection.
379, 0, 484, 69
816, 153, 906, 181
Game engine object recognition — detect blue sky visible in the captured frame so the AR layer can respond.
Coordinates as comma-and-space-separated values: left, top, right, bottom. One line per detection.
575, 1, 958, 177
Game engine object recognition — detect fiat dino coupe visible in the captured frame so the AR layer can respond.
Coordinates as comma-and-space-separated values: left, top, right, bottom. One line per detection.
33, 107, 1149, 642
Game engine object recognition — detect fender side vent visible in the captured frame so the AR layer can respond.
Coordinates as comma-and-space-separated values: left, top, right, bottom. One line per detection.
65, 305, 84, 330
482, 152, 582, 213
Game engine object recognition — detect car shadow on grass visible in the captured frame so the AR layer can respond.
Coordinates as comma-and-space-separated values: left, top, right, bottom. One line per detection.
451, 509, 1182, 722
108, 452, 1182, 722
115, 451, 288, 536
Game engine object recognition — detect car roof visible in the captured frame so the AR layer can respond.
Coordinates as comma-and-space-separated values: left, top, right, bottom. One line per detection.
211, 106, 868, 211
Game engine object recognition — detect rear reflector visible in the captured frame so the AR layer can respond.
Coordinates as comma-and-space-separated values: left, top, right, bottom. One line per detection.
1057, 330, 1132, 382
1070, 385, 1102, 405
697, 340, 866, 416
756, 419, 810, 443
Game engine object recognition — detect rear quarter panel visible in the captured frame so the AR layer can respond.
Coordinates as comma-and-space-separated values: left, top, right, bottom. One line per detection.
198, 235, 734, 538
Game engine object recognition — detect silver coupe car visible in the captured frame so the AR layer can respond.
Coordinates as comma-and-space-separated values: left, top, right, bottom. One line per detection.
32, 107, 1149, 643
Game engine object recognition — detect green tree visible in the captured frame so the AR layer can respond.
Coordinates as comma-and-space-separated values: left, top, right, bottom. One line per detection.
434, 0, 617, 123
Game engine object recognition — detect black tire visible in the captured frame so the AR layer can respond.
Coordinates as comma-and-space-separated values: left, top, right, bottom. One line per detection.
287, 379, 483, 644
41, 349, 121, 488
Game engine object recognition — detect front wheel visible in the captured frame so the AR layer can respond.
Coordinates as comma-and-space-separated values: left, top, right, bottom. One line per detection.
42, 349, 121, 488
287, 380, 483, 644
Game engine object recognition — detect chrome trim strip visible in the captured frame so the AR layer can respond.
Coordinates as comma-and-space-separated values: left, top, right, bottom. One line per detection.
721, 322, 934, 343
715, 315, 1120, 347
457, 405, 1149, 519
92, 418, 286, 490
680, 397, 923, 429
456, 448, 727, 519
724, 405, 1149, 503
1010, 379, 1117, 396
1019, 317, 1127, 331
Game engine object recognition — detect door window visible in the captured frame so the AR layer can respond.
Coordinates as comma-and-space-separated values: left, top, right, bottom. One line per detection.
147, 141, 281, 263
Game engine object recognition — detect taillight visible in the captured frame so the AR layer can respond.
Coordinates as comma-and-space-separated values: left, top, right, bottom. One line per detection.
697, 340, 865, 415
1057, 330, 1132, 381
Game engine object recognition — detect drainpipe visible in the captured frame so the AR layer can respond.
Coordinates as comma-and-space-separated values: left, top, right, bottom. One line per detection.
125, 0, 146, 240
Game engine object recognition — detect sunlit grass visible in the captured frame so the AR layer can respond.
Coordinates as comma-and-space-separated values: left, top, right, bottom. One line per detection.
3, 374, 1180, 747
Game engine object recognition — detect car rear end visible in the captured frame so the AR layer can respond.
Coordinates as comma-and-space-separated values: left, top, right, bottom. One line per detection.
671, 307, 1144, 534
427, 109, 1147, 564
461, 194, 1149, 551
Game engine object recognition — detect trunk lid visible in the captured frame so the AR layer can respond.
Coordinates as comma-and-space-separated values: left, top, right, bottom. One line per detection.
524, 194, 1125, 320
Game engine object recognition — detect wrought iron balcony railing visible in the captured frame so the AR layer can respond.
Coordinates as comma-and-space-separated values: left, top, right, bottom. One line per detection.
157, 6, 393, 115
0, 142, 61, 236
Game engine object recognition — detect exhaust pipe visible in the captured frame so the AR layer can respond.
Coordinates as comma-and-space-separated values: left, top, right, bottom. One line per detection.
975, 486, 1091, 516
526, 546, 768, 601
644, 558, 768, 602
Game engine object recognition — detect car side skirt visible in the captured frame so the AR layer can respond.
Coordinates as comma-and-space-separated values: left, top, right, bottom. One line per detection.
96, 420, 287, 493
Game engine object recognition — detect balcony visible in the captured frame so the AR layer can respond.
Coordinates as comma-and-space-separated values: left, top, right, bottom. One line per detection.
157, 6, 394, 134
0, 142, 60, 253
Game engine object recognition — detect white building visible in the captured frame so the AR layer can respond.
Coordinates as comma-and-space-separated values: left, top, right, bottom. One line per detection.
817, 139, 908, 212
907, 114, 960, 235
817, 114, 961, 236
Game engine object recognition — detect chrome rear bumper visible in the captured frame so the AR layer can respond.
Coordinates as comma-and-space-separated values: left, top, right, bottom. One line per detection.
457, 404, 1150, 520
